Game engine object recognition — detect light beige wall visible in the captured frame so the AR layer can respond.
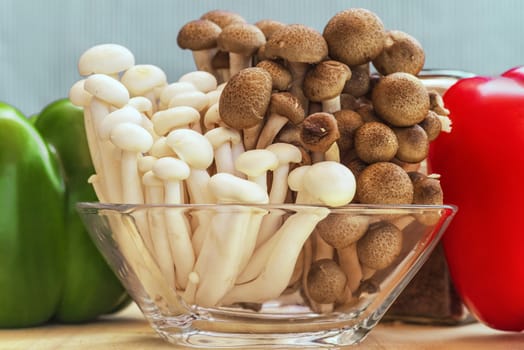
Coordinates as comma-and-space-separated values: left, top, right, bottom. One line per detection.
0, 0, 522, 115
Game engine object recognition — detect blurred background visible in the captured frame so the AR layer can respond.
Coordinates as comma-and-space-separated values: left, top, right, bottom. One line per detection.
1, 0, 523, 115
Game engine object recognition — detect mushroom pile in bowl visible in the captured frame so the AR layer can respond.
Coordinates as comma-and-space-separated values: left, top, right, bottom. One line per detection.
73, 7, 457, 349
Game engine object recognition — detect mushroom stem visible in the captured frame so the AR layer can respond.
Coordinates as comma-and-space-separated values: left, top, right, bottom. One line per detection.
255, 114, 288, 149
288, 62, 310, 112
222, 207, 329, 304
321, 96, 341, 114
337, 243, 362, 293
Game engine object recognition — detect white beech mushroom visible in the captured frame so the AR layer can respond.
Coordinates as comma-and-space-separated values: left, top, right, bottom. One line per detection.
152, 105, 201, 136
192, 173, 269, 307
255, 92, 305, 149
152, 157, 194, 289
219, 67, 273, 150
234, 149, 279, 193
205, 126, 243, 175
265, 24, 328, 111
217, 22, 266, 76
303, 60, 351, 113
178, 70, 218, 94
177, 19, 222, 74
77, 43, 135, 78
158, 81, 198, 110
120, 64, 167, 112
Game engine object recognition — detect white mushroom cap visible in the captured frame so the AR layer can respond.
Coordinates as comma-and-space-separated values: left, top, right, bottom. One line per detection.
150, 136, 176, 158
168, 90, 209, 111
69, 79, 91, 107
208, 173, 269, 204
234, 149, 279, 178
203, 102, 222, 129
159, 81, 198, 108
138, 155, 158, 173
110, 122, 154, 153
99, 105, 143, 140
121, 64, 167, 96
151, 106, 201, 136
127, 96, 153, 115
302, 161, 356, 206
266, 142, 302, 166
206, 89, 222, 106
84, 74, 130, 107
166, 128, 214, 170
178, 71, 218, 93
142, 170, 164, 187
288, 165, 311, 193
204, 126, 241, 149
152, 157, 191, 182
78, 43, 135, 76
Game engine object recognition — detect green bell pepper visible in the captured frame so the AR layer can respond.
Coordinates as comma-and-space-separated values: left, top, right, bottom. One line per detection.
0, 99, 128, 328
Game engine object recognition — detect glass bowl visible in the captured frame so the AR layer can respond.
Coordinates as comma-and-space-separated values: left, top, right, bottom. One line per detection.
77, 202, 456, 349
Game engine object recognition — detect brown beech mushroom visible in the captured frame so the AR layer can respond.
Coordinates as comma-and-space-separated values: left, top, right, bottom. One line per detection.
419, 110, 442, 142
256, 92, 305, 149
357, 221, 403, 273
211, 50, 230, 83
343, 63, 371, 98
323, 8, 386, 67
254, 19, 286, 39
303, 60, 351, 113
200, 9, 246, 29
177, 19, 222, 74
255, 60, 292, 92
332, 109, 364, 157
265, 24, 328, 111
307, 259, 347, 304
410, 173, 444, 225
354, 122, 399, 163
393, 124, 429, 163
357, 162, 414, 204
217, 23, 266, 76
372, 30, 425, 76
300, 112, 340, 155
372, 72, 430, 127
219, 67, 272, 149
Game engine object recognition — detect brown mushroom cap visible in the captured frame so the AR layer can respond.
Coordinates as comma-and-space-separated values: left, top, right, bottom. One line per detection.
303, 60, 351, 102
217, 22, 266, 56
357, 221, 403, 270
412, 176, 443, 205
343, 63, 371, 97
254, 19, 286, 39
355, 104, 381, 123
219, 67, 272, 129
268, 92, 305, 124
307, 259, 347, 304
315, 214, 369, 249
323, 8, 386, 66
354, 122, 399, 163
200, 9, 246, 28
357, 162, 414, 204
300, 112, 340, 153
372, 30, 425, 76
418, 110, 442, 142
256, 60, 292, 91
372, 72, 430, 127
265, 24, 328, 63
333, 109, 364, 155
177, 19, 222, 50
393, 124, 429, 163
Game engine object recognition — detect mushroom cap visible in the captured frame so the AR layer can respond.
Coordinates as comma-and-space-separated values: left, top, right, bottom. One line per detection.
332, 109, 364, 154
168, 90, 209, 111
110, 122, 153, 153
138, 155, 158, 173
217, 22, 266, 56
127, 96, 153, 115
265, 142, 303, 166
300, 112, 340, 153
205, 126, 242, 149
419, 110, 442, 142
121, 64, 167, 96
99, 105, 143, 140
412, 176, 443, 205
219, 67, 272, 129
152, 106, 200, 136
78, 43, 135, 76
265, 24, 328, 63
159, 81, 198, 107
372, 30, 425, 76
371, 72, 430, 127
177, 19, 222, 50
356, 162, 414, 204
200, 9, 246, 29
152, 157, 191, 181
178, 71, 218, 93
343, 63, 371, 98
69, 79, 91, 107
234, 149, 279, 177
84, 74, 129, 107
268, 92, 305, 125
303, 161, 356, 206
166, 128, 214, 170
150, 137, 175, 158
307, 259, 347, 304
208, 172, 269, 204
255, 19, 287, 39
256, 60, 292, 91
354, 121, 399, 163
303, 60, 351, 102
357, 221, 403, 270
142, 170, 163, 187
323, 8, 386, 66
287, 165, 311, 192
393, 124, 429, 163
316, 214, 369, 249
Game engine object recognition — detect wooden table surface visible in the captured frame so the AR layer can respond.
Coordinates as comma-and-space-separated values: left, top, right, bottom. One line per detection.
0, 303, 522, 350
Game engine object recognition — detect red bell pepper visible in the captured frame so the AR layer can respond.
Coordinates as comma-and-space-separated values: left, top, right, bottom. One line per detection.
428, 67, 524, 331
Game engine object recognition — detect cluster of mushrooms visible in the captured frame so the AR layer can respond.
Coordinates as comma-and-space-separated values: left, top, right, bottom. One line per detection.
70, 8, 449, 313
